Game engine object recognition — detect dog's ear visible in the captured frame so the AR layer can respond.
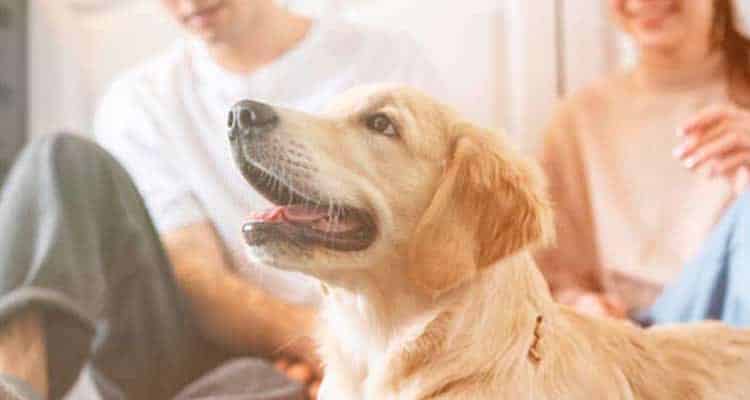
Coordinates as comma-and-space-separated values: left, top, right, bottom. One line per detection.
407, 123, 554, 296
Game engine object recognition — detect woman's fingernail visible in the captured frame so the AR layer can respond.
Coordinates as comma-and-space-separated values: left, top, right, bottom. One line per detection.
684, 157, 696, 168
673, 145, 685, 158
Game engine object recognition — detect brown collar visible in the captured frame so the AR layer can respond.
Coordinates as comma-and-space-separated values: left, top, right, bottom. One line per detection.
528, 315, 544, 363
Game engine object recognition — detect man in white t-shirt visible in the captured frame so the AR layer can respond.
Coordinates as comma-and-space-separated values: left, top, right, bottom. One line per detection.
0, 0, 441, 399
94, 0, 438, 307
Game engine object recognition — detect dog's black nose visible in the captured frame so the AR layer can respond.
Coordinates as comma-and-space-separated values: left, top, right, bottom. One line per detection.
228, 100, 278, 140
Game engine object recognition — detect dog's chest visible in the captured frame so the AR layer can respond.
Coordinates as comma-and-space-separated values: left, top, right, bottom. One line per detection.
319, 325, 412, 399
319, 360, 401, 400
321, 332, 445, 400
319, 299, 454, 398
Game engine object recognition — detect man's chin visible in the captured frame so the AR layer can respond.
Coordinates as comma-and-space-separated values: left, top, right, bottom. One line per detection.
195, 30, 220, 43
183, 25, 224, 44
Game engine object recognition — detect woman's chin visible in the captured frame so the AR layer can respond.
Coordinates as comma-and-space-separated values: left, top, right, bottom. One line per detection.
633, 30, 684, 53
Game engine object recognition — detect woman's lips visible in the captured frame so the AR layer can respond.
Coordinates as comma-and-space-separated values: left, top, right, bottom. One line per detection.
634, 11, 677, 29
639, 15, 668, 28
627, 1, 678, 27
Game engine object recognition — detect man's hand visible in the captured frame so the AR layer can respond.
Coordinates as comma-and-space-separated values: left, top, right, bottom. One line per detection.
0, 309, 48, 399
274, 358, 321, 399
675, 104, 750, 195
162, 222, 319, 362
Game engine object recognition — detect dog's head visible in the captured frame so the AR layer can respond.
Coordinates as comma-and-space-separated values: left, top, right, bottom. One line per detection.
228, 85, 553, 295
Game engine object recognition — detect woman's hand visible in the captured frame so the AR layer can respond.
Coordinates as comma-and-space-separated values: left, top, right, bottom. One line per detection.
556, 290, 628, 319
674, 104, 750, 195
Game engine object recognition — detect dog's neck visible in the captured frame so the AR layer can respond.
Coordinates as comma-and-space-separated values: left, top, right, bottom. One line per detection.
318, 251, 556, 394
319, 258, 442, 354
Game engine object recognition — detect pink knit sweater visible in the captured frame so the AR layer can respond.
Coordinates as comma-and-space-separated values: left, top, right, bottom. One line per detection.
534, 53, 737, 312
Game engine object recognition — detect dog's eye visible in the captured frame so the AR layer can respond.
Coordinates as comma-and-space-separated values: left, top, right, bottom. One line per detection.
365, 113, 397, 136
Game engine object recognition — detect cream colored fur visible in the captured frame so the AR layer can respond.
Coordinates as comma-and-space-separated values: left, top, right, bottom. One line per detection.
241, 85, 750, 399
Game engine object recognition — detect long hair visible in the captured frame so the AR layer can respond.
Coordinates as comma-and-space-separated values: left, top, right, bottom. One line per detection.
715, 0, 750, 106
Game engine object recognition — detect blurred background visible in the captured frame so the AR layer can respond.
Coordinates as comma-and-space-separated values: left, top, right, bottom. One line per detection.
2, 0, 636, 174
3, 2, 749, 399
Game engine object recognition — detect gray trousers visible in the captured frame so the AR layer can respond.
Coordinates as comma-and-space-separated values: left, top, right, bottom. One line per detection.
0, 135, 303, 400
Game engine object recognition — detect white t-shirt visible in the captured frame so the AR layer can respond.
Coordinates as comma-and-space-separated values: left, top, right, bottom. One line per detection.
94, 19, 442, 305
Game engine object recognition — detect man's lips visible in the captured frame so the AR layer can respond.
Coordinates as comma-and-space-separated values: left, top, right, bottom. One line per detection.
183, 1, 224, 26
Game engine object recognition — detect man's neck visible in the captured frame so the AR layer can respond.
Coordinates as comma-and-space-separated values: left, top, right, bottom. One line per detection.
207, 8, 312, 75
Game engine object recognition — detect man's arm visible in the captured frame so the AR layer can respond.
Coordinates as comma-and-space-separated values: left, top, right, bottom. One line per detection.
161, 221, 319, 364
93, 82, 320, 368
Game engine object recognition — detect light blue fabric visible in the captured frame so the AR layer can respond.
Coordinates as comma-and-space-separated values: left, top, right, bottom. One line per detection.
646, 190, 750, 327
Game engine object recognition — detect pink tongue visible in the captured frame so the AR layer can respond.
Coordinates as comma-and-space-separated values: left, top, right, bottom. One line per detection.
249, 205, 326, 223
249, 206, 286, 222
281, 205, 328, 222
249, 206, 362, 233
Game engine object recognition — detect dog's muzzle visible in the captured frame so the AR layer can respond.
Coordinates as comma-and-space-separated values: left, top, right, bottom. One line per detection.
226, 99, 378, 252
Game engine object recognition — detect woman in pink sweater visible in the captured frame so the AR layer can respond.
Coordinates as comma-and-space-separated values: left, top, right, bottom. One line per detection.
537, 0, 750, 325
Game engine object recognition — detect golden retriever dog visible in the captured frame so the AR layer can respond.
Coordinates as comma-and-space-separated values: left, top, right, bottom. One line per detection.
227, 85, 750, 399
